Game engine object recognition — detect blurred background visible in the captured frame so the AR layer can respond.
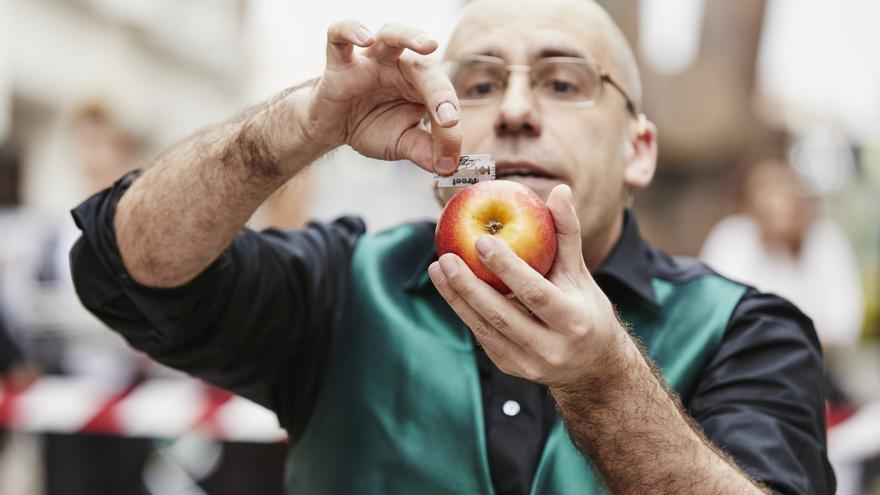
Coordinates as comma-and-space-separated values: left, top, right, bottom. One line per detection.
1, 0, 878, 493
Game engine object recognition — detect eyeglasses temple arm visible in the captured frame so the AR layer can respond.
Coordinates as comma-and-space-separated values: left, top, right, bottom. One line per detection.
601, 74, 639, 119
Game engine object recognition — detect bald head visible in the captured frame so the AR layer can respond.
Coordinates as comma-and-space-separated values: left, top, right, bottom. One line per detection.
446, 0, 641, 108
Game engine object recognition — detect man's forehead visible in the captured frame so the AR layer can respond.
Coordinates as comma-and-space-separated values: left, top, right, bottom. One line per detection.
445, 0, 612, 62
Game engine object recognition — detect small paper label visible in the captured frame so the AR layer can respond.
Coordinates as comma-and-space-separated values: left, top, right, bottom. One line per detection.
434, 154, 495, 188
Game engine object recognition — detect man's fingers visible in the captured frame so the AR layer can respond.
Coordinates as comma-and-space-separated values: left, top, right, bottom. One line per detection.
371, 23, 456, 173
474, 236, 576, 330
329, 20, 457, 173
428, 260, 530, 373
396, 121, 434, 172
399, 55, 462, 173
370, 23, 438, 64
326, 19, 373, 67
399, 56, 460, 128
428, 105, 461, 174
434, 253, 551, 352
546, 184, 589, 284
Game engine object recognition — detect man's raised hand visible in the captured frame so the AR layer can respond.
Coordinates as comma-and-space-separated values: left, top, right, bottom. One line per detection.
302, 20, 463, 174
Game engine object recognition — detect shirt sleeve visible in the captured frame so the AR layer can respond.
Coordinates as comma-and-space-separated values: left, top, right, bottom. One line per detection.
68, 171, 366, 438
687, 288, 836, 495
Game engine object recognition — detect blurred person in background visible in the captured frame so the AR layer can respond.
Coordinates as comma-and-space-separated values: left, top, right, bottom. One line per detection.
0, 311, 22, 374
2, 101, 148, 381
69, 0, 834, 493
0, 143, 40, 361
0, 145, 24, 375
0, 102, 154, 495
701, 158, 864, 350
700, 157, 866, 492
0, 143, 43, 495
0, 104, 290, 494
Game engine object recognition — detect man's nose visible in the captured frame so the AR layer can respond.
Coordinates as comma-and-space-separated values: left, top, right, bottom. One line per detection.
494, 73, 542, 137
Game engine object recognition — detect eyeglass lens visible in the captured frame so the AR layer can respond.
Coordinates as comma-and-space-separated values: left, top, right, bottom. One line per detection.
447, 58, 602, 104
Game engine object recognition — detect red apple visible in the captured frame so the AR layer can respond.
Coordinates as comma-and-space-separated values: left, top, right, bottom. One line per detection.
435, 180, 558, 294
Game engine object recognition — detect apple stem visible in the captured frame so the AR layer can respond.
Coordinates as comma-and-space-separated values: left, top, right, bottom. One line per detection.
486, 220, 503, 235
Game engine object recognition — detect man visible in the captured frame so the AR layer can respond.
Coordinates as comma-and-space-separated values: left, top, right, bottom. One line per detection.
69, 0, 834, 493
4, 102, 154, 495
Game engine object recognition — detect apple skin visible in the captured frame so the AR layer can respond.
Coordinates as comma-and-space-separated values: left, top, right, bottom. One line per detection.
435, 180, 558, 294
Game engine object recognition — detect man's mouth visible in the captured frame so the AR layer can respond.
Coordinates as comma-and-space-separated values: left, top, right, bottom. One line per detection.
494, 161, 560, 181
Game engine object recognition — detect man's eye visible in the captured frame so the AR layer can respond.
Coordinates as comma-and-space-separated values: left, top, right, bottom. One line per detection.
468, 82, 497, 97
550, 80, 576, 93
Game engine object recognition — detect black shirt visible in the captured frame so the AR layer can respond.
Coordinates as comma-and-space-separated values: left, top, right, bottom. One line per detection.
70, 172, 835, 494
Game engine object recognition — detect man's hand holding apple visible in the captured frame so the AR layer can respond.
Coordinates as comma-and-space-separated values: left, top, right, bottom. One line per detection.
428, 183, 632, 392
300, 20, 463, 175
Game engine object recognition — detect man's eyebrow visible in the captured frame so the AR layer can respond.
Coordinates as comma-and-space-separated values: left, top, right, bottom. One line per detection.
470, 49, 503, 58
457, 46, 589, 61
535, 48, 587, 60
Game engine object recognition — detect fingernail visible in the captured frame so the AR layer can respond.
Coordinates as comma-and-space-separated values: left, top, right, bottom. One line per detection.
355, 27, 373, 44
476, 236, 495, 259
436, 102, 458, 124
438, 156, 455, 172
415, 34, 435, 47
428, 262, 446, 283
439, 254, 458, 277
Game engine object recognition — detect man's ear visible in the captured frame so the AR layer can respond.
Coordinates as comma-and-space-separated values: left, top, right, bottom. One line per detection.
623, 115, 657, 189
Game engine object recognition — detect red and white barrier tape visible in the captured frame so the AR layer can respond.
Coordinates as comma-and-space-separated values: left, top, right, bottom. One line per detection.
0, 377, 287, 442
7, 376, 876, 460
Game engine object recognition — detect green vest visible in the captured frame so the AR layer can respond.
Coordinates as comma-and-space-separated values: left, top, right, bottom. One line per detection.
285, 223, 747, 494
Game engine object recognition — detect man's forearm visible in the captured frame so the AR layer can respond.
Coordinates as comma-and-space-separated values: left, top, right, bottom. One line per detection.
550, 330, 768, 494
114, 80, 331, 287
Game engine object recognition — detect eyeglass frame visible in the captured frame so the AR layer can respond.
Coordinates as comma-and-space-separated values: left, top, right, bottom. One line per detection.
443, 54, 641, 121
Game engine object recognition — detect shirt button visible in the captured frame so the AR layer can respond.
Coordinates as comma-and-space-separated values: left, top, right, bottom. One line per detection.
502, 400, 521, 417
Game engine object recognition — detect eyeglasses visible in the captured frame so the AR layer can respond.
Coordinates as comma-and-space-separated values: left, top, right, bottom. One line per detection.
443, 54, 639, 118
